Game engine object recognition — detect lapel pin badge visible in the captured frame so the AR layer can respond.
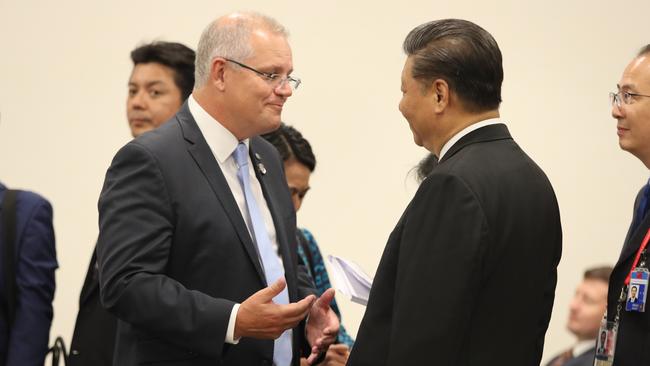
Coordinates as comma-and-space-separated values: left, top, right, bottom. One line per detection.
258, 162, 267, 175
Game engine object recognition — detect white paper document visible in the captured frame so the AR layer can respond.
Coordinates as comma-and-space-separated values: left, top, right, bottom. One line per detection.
326, 255, 373, 306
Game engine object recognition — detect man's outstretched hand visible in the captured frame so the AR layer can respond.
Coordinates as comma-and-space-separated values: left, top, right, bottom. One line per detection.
235, 278, 316, 339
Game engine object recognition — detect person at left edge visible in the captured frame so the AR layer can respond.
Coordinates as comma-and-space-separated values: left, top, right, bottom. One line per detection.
69, 41, 196, 366
0, 183, 57, 366
96, 12, 339, 366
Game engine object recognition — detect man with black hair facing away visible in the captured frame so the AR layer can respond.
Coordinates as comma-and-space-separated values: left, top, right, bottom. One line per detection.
348, 18, 562, 366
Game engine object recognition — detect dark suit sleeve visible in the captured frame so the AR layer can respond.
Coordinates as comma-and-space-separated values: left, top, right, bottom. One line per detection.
7, 195, 57, 366
387, 173, 487, 365
295, 232, 317, 299
96, 142, 234, 359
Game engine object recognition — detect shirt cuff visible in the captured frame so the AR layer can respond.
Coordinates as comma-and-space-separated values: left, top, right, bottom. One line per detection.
225, 303, 241, 345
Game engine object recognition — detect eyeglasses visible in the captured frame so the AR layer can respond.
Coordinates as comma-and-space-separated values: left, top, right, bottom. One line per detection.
609, 90, 650, 108
224, 58, 301, 90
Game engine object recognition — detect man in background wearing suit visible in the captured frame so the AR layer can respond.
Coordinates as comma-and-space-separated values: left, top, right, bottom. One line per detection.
0, 183, 57, 366
606, 44, 650, 365
347, 18, 562, 366
96, 12, 338, 366
545, 266, 612, 366
69, 41, 195, 366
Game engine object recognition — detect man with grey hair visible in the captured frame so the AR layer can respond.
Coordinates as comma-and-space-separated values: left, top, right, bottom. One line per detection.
96, 12, 338, 366
348, 18, 562, 366
606, 44, 650, 366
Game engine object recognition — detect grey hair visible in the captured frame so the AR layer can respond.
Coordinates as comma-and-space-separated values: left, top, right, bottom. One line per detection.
194, 12, 289, 87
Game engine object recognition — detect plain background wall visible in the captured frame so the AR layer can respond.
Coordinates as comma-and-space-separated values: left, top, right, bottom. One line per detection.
1, 0, 649, 362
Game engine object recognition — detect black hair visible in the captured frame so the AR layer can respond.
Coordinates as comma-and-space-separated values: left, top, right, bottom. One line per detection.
414, 153, 438, 183
403, 19, 503, 112
262, 123, 316, 171
131, 41, 196, 101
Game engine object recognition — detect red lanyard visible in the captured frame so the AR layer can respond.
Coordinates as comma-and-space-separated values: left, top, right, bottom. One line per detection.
624, 227, 650, 286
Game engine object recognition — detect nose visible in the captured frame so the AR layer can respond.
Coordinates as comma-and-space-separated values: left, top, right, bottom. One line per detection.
569, 295, 580, 312
274, 79, 293, 98
129, 90, 147, 110
291, 193, 302, 212
612, 102, 624, 119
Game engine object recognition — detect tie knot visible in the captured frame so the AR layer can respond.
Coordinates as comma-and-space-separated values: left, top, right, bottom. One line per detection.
234, 142, 249, 168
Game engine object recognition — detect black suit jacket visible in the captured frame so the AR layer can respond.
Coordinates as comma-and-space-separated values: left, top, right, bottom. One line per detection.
96, 103, 314, 366
607, 185, 650, 366
68, 250, 117, 366
348, 124, 562, 366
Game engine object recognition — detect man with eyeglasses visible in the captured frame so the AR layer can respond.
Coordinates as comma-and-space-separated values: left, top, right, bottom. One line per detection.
605, 44, 650, 366
95, 12, 339, 366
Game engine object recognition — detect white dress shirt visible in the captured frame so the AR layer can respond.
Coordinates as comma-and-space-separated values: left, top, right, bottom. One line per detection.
438, 118, 503, 160
188, 95, 286, 345
573, 338, 596, 357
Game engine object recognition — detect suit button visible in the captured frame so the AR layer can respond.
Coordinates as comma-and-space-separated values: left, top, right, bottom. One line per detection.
71, 349, 80, 355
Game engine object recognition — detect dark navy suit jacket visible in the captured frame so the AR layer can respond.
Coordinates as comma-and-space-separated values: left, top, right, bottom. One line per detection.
0, 182, 57, 366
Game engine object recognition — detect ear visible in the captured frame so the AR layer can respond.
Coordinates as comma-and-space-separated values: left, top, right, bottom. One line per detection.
210, 58, 228, 91
430, 79, 450, 113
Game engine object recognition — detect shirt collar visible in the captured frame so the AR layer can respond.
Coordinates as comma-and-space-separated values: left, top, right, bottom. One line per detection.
438, 117, 503, 160
573, 339, 596, 356
188, 94, 249, 163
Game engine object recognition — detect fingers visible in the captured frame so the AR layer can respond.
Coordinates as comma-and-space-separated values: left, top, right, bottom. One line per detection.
236, 287, 315, 339
323, 346, 349, 365
311, 333, 337, 350
281, 294, 316, 321
254, 277, 287, 303
306, 345, 349, 366
314, 288, 336, 309
328, 344, 349, 355
306, 350, 322, 365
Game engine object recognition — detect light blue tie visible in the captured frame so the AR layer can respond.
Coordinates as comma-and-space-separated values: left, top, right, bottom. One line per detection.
233, 142, 292, 366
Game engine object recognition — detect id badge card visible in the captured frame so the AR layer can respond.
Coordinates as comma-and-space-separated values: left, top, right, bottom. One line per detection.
626, 268, 649, 312
594, 319, 618, 366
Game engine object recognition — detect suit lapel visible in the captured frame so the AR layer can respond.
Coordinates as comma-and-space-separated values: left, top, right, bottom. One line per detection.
250, 138, 298, 300
177, 104, 266, 284
618, 204, 650, 265
438, 123, 513, 164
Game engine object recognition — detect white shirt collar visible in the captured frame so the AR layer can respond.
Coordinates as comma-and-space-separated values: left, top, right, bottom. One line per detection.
438, 118, 503, 160
188, 94, 249, 163
573, 339, 596, 357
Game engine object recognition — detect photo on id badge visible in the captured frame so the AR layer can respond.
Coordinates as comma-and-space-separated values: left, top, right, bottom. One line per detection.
594, 325, 616, 365
626, 269, 648, 312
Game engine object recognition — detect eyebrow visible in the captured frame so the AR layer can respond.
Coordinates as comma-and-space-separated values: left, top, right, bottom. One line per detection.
128, 80, 167, 88
617, 83, 637, 91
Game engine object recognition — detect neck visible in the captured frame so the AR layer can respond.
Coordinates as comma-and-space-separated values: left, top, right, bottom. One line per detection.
193, 88, 246, 140
430, 109, 500, 157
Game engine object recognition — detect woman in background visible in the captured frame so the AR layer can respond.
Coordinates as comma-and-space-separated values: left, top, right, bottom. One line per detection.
262, 124, 353, 366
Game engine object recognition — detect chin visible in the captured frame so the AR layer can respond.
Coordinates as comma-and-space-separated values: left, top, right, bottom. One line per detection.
412, 135, 423, 147
258, 121, 281, 136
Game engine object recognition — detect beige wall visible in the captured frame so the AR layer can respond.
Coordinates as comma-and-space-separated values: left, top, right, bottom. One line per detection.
1, 0, 649, 362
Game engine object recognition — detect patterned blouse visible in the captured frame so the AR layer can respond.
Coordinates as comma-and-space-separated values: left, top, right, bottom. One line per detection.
297, 228, 354, 348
